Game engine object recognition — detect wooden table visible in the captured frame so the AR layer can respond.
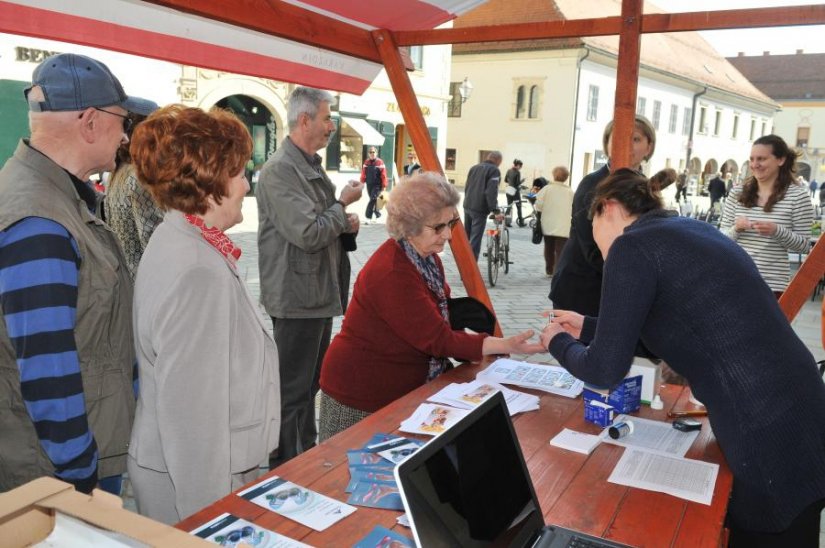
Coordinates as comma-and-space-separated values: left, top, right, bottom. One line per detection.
177, 362, 732, 547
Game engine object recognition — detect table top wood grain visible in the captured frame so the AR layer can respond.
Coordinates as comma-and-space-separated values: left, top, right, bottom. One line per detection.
176, 361, 731, 547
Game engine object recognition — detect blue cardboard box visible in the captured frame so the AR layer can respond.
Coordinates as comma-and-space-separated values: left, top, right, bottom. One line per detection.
584, 399, 616, 427
582, 375, 642, 414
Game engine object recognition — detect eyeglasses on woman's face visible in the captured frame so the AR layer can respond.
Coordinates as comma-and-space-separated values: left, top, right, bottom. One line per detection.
426, 216, 461, 235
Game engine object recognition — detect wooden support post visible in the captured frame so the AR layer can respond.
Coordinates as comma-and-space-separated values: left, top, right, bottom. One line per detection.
371, 29, 502, 336
779, 237, 825, 322
610, 0, 643, 170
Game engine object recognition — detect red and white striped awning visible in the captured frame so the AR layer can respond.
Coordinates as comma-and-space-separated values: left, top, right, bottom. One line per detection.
0, 0, 485, 94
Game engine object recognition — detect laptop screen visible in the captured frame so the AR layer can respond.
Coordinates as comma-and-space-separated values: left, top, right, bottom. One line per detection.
395, 392, 545, 547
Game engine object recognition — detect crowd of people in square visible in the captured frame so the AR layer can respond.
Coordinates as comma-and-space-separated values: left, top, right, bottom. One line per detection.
0, 52, 823, 547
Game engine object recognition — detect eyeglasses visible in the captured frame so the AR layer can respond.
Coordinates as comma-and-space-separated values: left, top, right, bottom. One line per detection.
426, 216, 461, 235
368, 150, 377, 154
91, 107, 133, 133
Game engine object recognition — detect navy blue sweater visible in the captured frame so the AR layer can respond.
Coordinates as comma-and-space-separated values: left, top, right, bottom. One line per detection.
549, 210, 825, 532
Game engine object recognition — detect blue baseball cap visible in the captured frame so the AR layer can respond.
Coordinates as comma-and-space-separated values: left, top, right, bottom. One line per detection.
25, 53, 156, 115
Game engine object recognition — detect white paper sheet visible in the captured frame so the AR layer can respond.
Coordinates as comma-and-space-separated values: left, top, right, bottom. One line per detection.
549, 428, 602, 455
426, 380, 539, 415
191, 512, 311, 547
607, 448, 719, 505
34, 513, 147, 548
599, 414, 700, 457
476, 358, 583, 398
399, 403, 470, 436
238, 477, 356, 532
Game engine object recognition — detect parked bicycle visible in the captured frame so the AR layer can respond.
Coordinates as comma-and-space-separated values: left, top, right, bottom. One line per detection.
483, 204, 513, 286
504, 185, 536, 228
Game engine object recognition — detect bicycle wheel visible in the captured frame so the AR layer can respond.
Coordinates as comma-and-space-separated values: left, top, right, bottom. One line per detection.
502, 227, 510, 274
487, 233, 499, 287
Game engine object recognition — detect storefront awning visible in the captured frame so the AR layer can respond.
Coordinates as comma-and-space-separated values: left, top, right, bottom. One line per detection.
341, 117, 385, 146
0, 0, 487, 95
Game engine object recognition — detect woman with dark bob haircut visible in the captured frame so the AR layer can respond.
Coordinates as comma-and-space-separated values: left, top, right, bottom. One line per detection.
720, 134, 813, 296
318, 172, 544, 439
541, 168, 825, 547
127, 105, 281, 524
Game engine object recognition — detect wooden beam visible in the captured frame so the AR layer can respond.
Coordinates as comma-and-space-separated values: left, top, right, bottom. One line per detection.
609, 0, 642, 171
394, 5, 825, 46
371, 29, 502, 337
779, 237, 825, 322
142, 0, 380, 62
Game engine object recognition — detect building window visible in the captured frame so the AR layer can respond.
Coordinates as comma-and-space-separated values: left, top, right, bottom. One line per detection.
732, 114, 739, 139
652, 100, 662, 130
713, 110, 722, 136
682, 107, 692, 136
448, 81, 462, 118
668, 105, 678, 134
478, 150, 494, 163
337, 120, 364, 171
587, 85, 599, 121
636, 96, 646, 116
797, 127, 810, 148
409, 46, 423, 70
515, 85, 526, 119
750, 118, 756, 141
446, 148, 457, 171
761, 121, 767, 136
528, 85, 540, 119
698, 106, 707, 134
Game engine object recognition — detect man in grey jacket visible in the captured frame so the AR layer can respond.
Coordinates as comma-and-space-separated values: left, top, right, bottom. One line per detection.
257, 87, 363, 466
463, 150, 502, 259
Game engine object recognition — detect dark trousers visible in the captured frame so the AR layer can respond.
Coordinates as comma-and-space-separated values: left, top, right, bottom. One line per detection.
727, 498, 824, 548
365, 183, 382, 219
506, 191, 523, 224
270, 316, 332, 467
675, 186, 687, 202
543, 235, 567, 275
463, 208, 489, 260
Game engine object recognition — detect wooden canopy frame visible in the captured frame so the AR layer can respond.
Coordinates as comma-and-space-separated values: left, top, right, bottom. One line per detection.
20, 0, 825, 333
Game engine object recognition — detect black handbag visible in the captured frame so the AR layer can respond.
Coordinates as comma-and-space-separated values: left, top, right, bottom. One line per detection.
448, 296, 496, 335
531, 212, 543, 245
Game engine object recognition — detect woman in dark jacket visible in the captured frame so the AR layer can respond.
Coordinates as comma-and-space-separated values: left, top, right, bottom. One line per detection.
542, 169, 825, 547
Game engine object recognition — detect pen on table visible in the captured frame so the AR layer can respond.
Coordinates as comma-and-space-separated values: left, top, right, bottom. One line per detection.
667, 409, 708, 418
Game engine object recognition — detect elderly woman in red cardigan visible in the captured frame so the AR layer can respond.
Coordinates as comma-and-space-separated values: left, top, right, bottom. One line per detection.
318, 171, 543, 439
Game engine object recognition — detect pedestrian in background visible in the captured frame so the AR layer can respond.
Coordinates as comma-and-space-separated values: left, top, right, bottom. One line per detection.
403, 151, 420, 176
504, 158, 525, 227
256, 87, 363, 466
708, 171, 727, 209
463, 150, 502, 259
534, 166, 573, 277
361, 146, 387, 223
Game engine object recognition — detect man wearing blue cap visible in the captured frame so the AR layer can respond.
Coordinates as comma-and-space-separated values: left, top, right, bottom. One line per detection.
0, 53, 155, 495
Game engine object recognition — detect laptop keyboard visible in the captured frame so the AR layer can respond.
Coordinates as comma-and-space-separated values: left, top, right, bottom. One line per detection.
567, 535, 616, 548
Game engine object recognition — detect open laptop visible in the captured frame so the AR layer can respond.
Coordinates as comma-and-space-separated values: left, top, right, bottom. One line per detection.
394, 392, 631, 547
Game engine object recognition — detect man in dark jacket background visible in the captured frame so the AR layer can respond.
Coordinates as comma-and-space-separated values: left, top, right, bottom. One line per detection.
708, 172, 726, 209
463, 151, 502, 259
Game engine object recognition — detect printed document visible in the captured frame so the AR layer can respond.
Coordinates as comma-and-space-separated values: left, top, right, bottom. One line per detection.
238, 476, 356, 531
427, 380, 539, 415
477, 358, 583, 397
191, 513, 310, 547
599, 414, 699, 457
608, 448, 719, 505
399, 403, 470, 436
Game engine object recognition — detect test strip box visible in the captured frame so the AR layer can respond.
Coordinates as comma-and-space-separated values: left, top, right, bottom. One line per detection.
582, 375, 642, 414
584, 399, 616, 427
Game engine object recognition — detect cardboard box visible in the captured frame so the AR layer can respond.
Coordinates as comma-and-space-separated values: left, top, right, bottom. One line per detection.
0, 477, 208, 547
628, 360, 662, 404
583, 375, 642, 414
584, 399, 616, 427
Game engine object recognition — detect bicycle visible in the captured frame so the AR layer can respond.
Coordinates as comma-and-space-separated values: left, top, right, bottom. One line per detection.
483, 205, 512, 286
504, 185, 536, 228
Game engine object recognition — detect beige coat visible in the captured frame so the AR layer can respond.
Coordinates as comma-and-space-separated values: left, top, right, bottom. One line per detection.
535, 181, 575, 238
129, 210, 280, 521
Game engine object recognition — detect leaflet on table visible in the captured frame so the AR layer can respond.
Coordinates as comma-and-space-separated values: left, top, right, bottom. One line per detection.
599, 414, 699, 457
399, 403, 471, 436
608, 448, 719, 505
427, 380, 540, 415
353, 525, 414, 548
191, 513, 311, 547
477, 358, 584, 398
238, 476, 356, 532
347, 479, 404, 510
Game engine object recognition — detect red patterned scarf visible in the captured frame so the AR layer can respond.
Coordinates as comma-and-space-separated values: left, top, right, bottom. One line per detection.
184, 214, 242, 265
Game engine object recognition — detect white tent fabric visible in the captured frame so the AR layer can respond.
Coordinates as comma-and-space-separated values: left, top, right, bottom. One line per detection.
0, 0, 487, 94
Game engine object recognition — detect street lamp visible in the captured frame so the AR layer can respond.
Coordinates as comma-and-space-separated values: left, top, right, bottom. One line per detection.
458, 77, 474, 103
